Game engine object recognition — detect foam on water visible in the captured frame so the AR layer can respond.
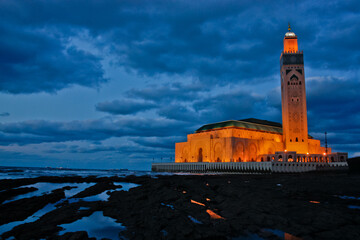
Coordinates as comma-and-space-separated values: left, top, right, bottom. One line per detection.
0, 166, 171, 180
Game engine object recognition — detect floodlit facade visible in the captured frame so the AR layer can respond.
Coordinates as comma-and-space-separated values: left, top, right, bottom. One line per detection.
175, 26, 347, 164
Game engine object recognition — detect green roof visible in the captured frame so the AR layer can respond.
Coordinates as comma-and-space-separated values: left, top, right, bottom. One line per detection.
195, 118, 313, 138
195, 118, 283, 134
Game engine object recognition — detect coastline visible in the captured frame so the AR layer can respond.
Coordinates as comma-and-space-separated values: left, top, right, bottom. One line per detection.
1, 172, 360, 239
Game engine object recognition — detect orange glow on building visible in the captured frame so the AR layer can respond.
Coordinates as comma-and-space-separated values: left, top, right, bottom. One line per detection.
206, 209, 224, 220
174, 25, 348, 164
283, 23, 298, 53
283, 37, 298, 53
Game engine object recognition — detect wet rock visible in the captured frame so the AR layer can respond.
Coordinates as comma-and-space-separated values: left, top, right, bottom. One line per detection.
0, 186, 37, 203
0, 188, 65, 225
71, 181, 119, 198
57, 231, 95, 240
1, 173, 360, 239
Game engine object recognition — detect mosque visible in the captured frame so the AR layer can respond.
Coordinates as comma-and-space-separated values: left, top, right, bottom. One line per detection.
174, 26, 347, 164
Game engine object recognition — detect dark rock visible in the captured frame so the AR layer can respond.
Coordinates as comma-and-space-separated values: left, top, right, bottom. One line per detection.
1, 173, 360, 239
71, 181, 119, 198
0, 186, 37, 203
57, 231, 95, 240
0, 188, 65, 225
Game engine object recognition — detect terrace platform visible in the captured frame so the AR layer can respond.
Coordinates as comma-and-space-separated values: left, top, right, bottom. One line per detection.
151, 162, 348, 173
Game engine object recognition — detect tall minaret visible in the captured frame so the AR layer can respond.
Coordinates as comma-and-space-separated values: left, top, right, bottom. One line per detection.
280, 24, 309, 153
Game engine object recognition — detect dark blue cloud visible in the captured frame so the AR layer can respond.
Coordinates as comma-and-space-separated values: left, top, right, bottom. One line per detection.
0, 112, 10, 117
95, 99, 156, 115
0, 23, 107, 93
1, 0, 360, 168
307, 77, 360, 133
1, 0, 359, 93
126, 82, 207, 102
131, 136, 185, 150
0, 117, 192, 146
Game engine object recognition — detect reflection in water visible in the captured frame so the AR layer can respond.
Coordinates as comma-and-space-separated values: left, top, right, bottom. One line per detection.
337, 195, 360, 200
79, 207, 90, 211
0, 202, 59, 234
3, 182, 94, 204
284, 232, 302, 240
0, 183, 94, 235
70, 182, 140, 202
0, 182, 139, 235
348, 205, 360, 209
263, 228, 302, 240
59, 211, 125, 239
188, 215, 202, 224
161, 203, 175, 210
206, 209, 224, 220
191, 199, 205, 206
309, 201, 320, 204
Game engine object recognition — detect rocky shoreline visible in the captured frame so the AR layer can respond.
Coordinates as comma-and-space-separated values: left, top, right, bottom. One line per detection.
1, 173, 360, 239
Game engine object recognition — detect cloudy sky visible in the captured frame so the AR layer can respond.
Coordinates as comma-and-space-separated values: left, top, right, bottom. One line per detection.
0, 0, 359, 170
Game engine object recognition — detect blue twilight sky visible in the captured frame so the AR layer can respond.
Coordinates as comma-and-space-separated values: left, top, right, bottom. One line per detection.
0, 0, 359, 170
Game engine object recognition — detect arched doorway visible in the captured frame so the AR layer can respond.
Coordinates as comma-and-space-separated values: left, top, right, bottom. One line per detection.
234, 142, 244, 162
182, 147, 189, 163
214, 143, 223, 163
248, 144, 257, 162
198, 148, 203, 162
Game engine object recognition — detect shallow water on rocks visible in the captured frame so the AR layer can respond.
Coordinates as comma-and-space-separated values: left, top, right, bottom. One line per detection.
262, 228, 302, 240
337, 195, 360, 200
348, 205, 360, 209
188, 215, 202, 224
4, 182, 95, 204
0, 182, 139, 236
0, 202, 59, 234
58, 211, 125, 239
70, 182, 140, 202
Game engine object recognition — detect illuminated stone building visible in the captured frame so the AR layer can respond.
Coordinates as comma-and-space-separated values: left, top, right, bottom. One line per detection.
175, 25, 347, 163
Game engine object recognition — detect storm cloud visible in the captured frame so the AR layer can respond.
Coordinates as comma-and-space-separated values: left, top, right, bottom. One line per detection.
1, 0, 359, 94
0, 0, 359, 169
96, 99, 157, 115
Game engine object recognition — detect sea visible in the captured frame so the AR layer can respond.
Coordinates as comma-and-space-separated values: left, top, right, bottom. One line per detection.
0, 166, 172, 180
0, 166, 171, 239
